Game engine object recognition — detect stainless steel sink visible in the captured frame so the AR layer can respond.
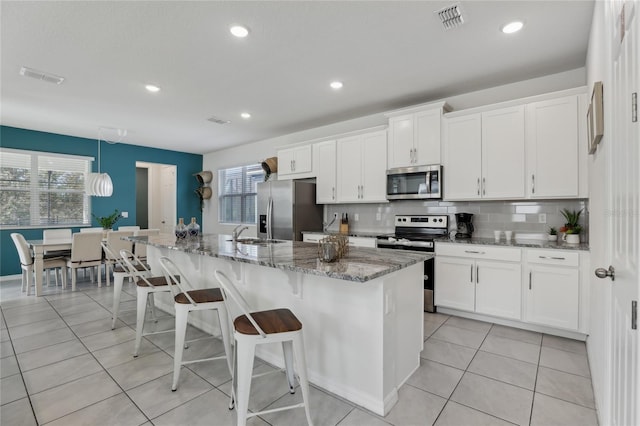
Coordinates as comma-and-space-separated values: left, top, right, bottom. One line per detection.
226, 238, 286, 245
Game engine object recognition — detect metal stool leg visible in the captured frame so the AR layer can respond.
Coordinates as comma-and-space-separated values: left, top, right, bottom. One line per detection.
111, 272, 125, 329
172, 306, 189, 391
282, 340, 296, 393
133, 288, 148, 357
234, 338, 256, 426
294, 333, 313, 426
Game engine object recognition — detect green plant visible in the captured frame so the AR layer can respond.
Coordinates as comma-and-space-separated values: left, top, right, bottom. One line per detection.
561, 208, 583, 228
93, 209, 121, 229
565, 225, 583, 235
548, 226, 557, 235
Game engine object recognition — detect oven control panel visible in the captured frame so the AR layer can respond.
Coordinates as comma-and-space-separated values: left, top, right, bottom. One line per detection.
395, 215, 448, 229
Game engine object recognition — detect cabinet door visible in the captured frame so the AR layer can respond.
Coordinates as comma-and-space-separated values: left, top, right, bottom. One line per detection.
388, 114, 414, 168
481, 106, 525, 199
278, 148, 296, 175
444, 114, 482, 200
361, 131, 388, 202
526, 95, 579, 197
315, 140, 337, 203
336, 135, 363, 202
292, 145, 312, 174
435, 257, 475, 312
475, 260, 522, 320
415, 108, 442, 166
526, 265, 579, 330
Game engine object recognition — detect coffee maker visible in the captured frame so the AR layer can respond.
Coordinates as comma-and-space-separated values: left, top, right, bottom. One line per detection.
455, 213, 474, 238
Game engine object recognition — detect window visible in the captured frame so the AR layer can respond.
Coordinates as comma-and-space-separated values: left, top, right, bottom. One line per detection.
218, 164, 263, 224
0, 148, 92, 228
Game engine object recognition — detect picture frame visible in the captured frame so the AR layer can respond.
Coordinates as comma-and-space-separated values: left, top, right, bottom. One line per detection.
587, 81, 604, 154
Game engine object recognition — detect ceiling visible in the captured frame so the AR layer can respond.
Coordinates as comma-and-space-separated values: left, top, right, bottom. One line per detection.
1, 1, 594, 155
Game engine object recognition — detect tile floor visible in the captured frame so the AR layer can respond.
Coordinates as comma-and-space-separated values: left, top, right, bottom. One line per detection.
1, 275, 599, 426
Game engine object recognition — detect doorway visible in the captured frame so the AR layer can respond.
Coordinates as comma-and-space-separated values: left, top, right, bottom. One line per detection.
136, 161, 177, 234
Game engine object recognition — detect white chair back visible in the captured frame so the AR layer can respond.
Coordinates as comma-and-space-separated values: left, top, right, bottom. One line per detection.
133, 228, 160, 258
118, 226, 140, 232
118, 249, 152, 280
11, 233, 33, 267
157, 257, 198, 303
214, 270, 267, 338
70, 232, 103, 263
105, 231, 134, 262
80, 227, 103, 233
43, 229, 72, 241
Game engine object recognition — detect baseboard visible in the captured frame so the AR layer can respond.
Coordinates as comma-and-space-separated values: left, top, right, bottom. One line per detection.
0, 274, 21, 282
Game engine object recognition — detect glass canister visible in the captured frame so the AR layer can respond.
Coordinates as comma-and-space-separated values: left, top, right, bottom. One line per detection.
175, 218, 188, 240
187, 217, 200, 238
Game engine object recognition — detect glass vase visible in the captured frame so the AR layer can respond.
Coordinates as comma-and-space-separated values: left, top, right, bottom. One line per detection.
187, 217, 200, 239
175, 218, 188, 240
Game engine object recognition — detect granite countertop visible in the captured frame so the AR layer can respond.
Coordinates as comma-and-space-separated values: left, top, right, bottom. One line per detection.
435, 236, 590, 251
131, 234, 430, 283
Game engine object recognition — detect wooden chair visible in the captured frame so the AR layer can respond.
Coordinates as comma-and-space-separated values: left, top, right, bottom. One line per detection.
11, 233, 67, 296
66, 232, 103, 290
214, 270, 312, 426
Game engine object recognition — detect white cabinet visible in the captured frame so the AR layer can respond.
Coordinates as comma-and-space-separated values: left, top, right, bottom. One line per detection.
314, 140, 337, 203
526, 95, 580, 198
387, 104, 446, 168
444, 106, 525, 200
336, 130, 387, 203
525, 249, 580, 330
435, 244, 522, 320
277, 145, 313, 179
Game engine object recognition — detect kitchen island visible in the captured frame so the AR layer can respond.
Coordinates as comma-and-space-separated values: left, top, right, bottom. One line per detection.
132, 234, 431, 416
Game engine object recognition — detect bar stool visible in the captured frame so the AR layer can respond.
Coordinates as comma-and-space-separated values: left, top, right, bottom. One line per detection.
158, 257, 233, 392
214, 270, 313, 426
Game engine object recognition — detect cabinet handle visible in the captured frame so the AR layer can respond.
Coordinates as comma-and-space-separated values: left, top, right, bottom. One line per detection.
332, 187, 335, 200
477, 178, 480, 195
538, 255, 566, 260
482, 177, 486, 196
529, 271, 532, 290
470, 264, 473, 283
464, 250, 485, 254
531, 174, 535, 194
476, 266, 479, 284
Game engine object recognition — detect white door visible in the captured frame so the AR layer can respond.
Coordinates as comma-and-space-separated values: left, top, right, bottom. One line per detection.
602, 2, 639, 424
434, 257, 475, 312
160, 165, 176, 234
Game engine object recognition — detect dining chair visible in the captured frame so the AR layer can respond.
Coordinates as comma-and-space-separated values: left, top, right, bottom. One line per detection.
11, 233, 67, 296
41, 228, 73, 286
214, 270, 312, 426
118, 225, 141, 232
66, 232, 103, 290
80, 227, 104, 233
132, 228, 160, 261
104, 230, 134, 287
158, 257, 232, 392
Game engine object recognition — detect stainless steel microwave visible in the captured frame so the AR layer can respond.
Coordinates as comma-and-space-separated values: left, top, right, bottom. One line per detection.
386, 165, 442, 200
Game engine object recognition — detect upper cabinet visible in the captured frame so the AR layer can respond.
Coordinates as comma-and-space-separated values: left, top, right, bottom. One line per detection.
443, 88, 586, 201
386, 102, 449, 168
444, 106, 525, 200
277, 145, 313, 179
336, 129, 388, 203
314, 140, 337, 204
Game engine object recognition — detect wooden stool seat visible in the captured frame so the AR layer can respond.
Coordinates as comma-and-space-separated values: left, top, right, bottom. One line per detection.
136, 276, 174, 287
234, 308, 302, 335
114, 263, 148, 274
175, 288, 222, 304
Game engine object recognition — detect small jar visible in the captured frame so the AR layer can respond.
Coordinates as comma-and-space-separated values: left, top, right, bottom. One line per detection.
187, 217, 200, 238
175, 218, 188, 240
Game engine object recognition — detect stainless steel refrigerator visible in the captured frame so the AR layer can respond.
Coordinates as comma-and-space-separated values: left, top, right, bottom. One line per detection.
257, 180, 323, 241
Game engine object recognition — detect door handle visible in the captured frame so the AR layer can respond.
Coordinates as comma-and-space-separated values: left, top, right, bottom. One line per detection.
332, 187, 335, 200
595, 265, 615, 281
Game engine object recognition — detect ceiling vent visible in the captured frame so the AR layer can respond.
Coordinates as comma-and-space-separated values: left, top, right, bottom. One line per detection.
435, 4, 465, 30
207, 116, 231, 125
19, 66, 65, 84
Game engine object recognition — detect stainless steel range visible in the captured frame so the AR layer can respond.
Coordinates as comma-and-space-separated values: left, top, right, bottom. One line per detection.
377, 215, 449, 313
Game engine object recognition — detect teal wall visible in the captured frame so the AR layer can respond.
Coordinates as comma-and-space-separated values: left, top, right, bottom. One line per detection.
0, 126, 203, 276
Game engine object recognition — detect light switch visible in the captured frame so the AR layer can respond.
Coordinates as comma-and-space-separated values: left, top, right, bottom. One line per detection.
121, 211, 129, 218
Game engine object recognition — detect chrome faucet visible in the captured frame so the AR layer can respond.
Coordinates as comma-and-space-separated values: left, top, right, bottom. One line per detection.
232, 224, 249, 242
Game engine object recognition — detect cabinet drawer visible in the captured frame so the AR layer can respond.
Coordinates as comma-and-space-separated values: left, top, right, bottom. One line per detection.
348, 236, 377, 248
436, 243, 521, 262
526, 249, 579, 267
302, 233, 324, 243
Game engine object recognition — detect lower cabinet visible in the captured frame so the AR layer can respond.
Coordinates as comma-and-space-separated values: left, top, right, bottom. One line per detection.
435, 244, 522, 320
525, 250, 580, 330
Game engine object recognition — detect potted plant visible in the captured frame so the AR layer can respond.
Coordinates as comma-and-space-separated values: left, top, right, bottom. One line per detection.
560, 208, 583, 244
93, 209, 121, 230
547, 226, 558, 242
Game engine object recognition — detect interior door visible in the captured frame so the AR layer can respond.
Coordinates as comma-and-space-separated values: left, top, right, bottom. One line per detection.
606, 2, 639, 424
159, 165, 176, 234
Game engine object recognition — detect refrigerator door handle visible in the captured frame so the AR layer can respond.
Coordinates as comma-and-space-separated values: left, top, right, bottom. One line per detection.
267, 197, 273, 240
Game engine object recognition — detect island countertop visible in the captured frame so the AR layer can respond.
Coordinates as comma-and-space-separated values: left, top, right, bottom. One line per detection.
130, 234, 431, 283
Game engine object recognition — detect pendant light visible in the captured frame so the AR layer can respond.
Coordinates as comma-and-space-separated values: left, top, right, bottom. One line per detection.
86, 133, 113, 197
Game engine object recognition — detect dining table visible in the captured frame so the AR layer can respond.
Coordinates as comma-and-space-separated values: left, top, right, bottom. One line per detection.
26, 237, 72, 296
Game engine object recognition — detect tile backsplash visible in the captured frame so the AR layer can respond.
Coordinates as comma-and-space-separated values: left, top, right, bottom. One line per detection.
324, 199, 589, 241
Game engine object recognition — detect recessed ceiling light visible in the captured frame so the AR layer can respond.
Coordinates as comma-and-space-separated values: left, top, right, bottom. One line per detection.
241, 112, 251, 119
502, 21, 524, 34
230, 25, 249, 38
145, 84, 161, 93
330, 81, 343, 90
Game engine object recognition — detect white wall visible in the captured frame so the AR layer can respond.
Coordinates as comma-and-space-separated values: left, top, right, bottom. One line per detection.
203, 67, 586, 235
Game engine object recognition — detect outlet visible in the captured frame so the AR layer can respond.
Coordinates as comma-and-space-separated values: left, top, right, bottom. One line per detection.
376, 212, 382, 221
121, 211, 129, 218
354, 213, 359, 221
538, 213, 546, 223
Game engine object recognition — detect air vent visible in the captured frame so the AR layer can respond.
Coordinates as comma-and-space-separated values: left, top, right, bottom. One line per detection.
435, 4, 464, 30
19, 66, 65, 84
207, 116, 231, 125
